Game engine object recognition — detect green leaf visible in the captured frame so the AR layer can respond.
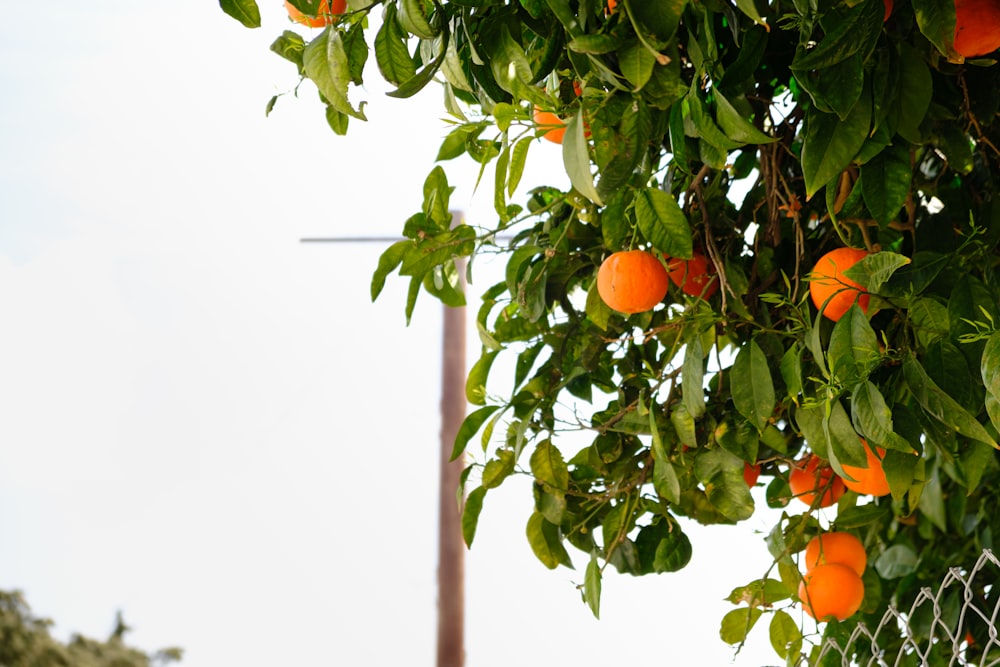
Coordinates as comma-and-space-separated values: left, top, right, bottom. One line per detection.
883, 447, 919, 501
462, 486, 487, 547
526, 511, 573, 569
398, 0, 438, 39
370, 239, 411, 301
683, 336, 706, 420
490, 26, 533, 96
860, 142, 912, 228
303, 28, 367, 120
800, 96, 871, 199
398, 226, 476, 277
625, 0, 684, 43
842, 251, 911, 294
530, 439, 569, 491
851, 381, 895, 448
508, 137, 532, 197
584, 554, 602, 619
780, 345, 803, 401
731, 340, 775, 433
650, 409, 681, 504
912, 0, 958, 60
903, 354, 998, 449
875, 544, 919, 579
386, 37, 448, 99
686, 88, 740, 151
828, 304, 880, 384
796, 53, 864, 120
720, 608, 763, 645
727, 579, 793, 607
695, 449, 755, 522
494, 142, 511, 221
769, 610, 802, 660
585, 278, 612, 331
219, 0, 261, 28
961, 440, 995, 494
894, 45, 933, 143
563, 110, 603, 206
634, 187, 693, 258
270, 31, 306, 69
790, 0, 883, 71
918, 465, 947, 532
909, 297, 950, 351
834, 503, 891, 529
618, 39, 656, 91
714, 89, 776, 145
374, 4, 417, 86
466, 350, 499, 405
981, 331, 1000, 397
733, 0, 767, 27
452, 405, 502, 460
828, 399, 869, 470
421, 165, 453, 228
482, 449, 515, 489
652, 525, 692, 572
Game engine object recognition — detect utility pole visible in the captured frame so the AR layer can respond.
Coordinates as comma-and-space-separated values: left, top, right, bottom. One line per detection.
437, 215, 466, 667
302, 216, 468, 667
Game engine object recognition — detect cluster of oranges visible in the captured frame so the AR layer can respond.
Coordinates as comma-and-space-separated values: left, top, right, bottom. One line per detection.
789, 441, 891, 509
284, 0, 346, 27
596, 249, 718, 314
787, 445, 892, 621
798, 531, 867, 621
598, 243, 870, 320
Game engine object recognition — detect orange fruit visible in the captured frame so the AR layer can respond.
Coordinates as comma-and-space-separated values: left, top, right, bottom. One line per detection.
743, 462, 761, 487
285, 0, 346, 28
884, 0, 893, 21
533, 107, 567, 144
596, 250, 669, 314
798, 563, 865, 621
804, 532, 867, 576
841, 440, 890, 497
788, 454, 846, 508
606, 0, 619, 12
954, 0, 1000, 57
809, 247, 870, 322
666, 252, 718, 299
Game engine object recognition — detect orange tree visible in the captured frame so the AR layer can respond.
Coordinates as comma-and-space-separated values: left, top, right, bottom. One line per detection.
222, 0, 1000, 663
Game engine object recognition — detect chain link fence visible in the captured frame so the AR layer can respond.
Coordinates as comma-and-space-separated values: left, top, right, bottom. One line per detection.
814, 549, 1000, 666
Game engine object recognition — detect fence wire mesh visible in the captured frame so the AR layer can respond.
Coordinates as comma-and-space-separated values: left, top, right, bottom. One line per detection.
813, 549, 1000, 666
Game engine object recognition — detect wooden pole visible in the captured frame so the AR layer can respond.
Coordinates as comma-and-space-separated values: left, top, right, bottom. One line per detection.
437, 219, 466, 667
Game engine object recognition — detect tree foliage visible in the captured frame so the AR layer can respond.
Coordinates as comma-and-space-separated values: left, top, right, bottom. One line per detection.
224, 0, 1000, 662
0, 590, 182, 667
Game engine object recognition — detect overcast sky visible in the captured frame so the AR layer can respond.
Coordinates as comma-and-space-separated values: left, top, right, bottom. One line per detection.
0, 2, 795, 665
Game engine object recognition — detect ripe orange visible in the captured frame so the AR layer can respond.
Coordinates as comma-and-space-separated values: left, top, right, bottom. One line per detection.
788, 454, 846, 508
533, 107, 567, 144
284, 0, 346, 28
883, 0, 893, 21
666, 252, 718, 299
841, 440, 890, 497
809, 247, 870, 322
606, 0, 619, 12
743, 462, 761, 487
798, 563, 865, 621
804, 532, 867, 576
596, 250, 669, 314
954, 0, 1000, 57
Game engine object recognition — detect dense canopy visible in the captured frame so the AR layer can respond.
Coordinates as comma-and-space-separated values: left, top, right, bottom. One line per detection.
223, 0, 1000, 662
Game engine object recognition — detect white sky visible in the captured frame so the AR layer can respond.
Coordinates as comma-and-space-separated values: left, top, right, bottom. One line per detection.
0, 2, 801, 664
